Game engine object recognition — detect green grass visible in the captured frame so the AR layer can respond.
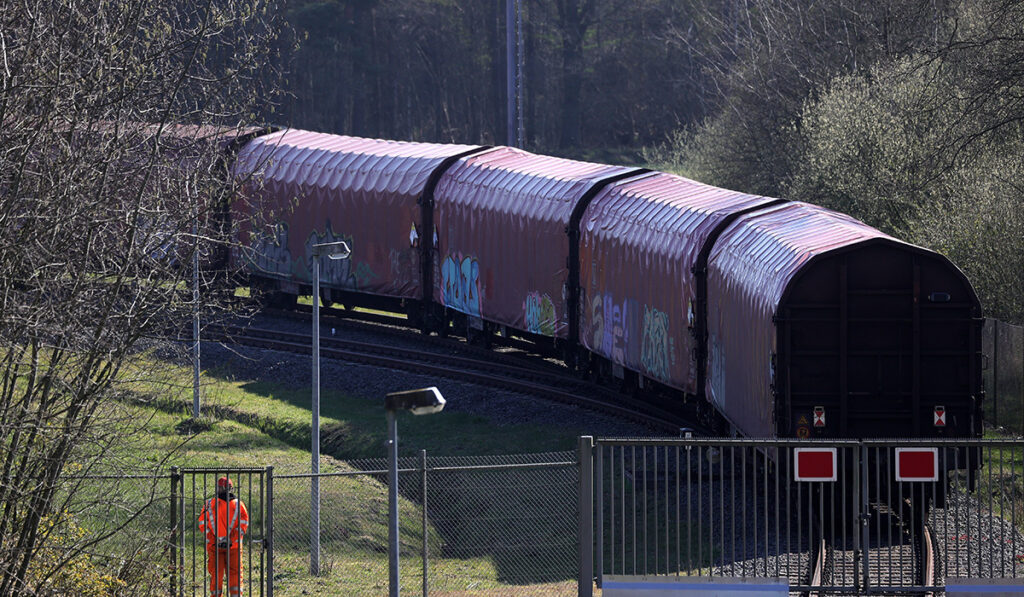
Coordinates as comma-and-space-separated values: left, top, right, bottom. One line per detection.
101, 356, 592, 595
93, 397, 580, 596
129, 356, 590, 459
296, 294, 408, 320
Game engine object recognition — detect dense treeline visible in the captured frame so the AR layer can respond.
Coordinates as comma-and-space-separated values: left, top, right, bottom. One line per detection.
269, 0, 1023, 323
274, 0, 711, 148
645, 0, 1024, 323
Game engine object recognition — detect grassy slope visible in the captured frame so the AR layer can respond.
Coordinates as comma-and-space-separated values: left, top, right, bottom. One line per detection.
118, 359, 587, 596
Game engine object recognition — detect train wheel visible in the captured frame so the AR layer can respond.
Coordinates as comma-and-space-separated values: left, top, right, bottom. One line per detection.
437, 313, 450, 338
253, 282, 296, 309
318, 288, 333, 308
405, 302, 425, 332
467, 324, 491, 348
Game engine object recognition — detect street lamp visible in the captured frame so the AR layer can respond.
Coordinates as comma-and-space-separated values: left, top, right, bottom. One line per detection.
310, 240, 350, 576
385, 387, 446, 597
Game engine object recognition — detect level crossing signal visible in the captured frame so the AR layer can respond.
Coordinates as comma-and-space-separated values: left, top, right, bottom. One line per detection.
793, 447, 941, 483
793, 448, 837, 482
895, 447, 939, 482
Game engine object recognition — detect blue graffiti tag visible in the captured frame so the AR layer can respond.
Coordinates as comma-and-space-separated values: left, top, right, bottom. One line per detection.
441, 254, 481, 317
523, 292, 557, 336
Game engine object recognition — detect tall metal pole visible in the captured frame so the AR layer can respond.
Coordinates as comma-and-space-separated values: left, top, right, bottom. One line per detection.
192, 192, 201, 419
311, 256, 321, 576
516, 0, 524, 147
387, 409, 400, 597
420, 449, 428, 597
506, 0, 516, 147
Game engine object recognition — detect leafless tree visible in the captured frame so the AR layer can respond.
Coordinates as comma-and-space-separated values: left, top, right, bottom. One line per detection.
0, 0, 281, 594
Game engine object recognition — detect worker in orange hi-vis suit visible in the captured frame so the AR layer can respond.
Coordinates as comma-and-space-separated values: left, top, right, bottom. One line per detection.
198, 477, 250, 597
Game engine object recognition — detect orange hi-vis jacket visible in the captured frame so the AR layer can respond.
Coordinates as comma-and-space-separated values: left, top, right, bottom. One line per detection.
198, 495, 250, 549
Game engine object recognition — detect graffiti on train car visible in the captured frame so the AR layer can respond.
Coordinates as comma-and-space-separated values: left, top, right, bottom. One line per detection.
709, 333, 726, 407
640, 305, 674, 382
307, 228, 358, 289
591, 294, 634, 365
523, 292, 557, 336
249, 222, 293, 276
441, 254, 481, 317
390, 248, 417, 290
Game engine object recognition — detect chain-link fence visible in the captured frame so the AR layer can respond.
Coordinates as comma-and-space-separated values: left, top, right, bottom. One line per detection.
43, 473, 175, 596
983, 318, 1024, 434
273, 451, 579, 597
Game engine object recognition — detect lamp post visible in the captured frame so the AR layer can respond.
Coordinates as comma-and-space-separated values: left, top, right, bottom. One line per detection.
385, 387, 446, 597
310, 240, 350, 576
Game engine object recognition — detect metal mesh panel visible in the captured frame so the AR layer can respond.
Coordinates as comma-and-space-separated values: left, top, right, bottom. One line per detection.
272, 466, 422, 596
423, 453, 579, 596
272, 452, 578, 596
983, 318, 1024, 434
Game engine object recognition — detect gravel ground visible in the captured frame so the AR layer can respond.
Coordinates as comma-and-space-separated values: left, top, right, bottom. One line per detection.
931, 491, 1024, 581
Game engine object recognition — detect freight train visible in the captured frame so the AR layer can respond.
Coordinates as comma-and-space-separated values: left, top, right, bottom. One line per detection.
225, 128, 983, 447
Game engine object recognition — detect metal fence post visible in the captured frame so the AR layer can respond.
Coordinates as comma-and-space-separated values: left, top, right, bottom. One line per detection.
860, 444, 870, 592
266, 466, 274, 597
994, 320, 1000, 427
421, 449, 428, 597
578, 436, 594, 597
851, 449, 860, 593
170, 466, 179, 597
595, 443, 603, 589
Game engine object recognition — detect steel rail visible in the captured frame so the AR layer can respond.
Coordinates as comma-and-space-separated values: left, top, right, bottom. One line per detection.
205, 323, 688, 433
922, 524, 936, 596
807, 534, 828, 596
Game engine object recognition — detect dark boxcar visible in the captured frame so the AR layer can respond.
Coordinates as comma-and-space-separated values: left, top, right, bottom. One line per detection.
432, 147, 631, 338
232, 129, 479, 302
706, 202, 982, 439
579, 172, 777, 392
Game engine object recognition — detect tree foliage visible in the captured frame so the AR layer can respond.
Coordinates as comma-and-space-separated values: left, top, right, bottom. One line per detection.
0, 1, 281, 594
654, 0, 1024, 322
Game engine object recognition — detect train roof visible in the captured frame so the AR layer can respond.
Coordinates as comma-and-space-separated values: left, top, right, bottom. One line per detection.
711, 201, 923, 312
233, 128, 479, 194
436, 146, 634, 212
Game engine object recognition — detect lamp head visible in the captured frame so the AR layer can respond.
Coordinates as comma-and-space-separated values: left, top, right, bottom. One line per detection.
385, 387, 446, 415
312, 240, 351, 260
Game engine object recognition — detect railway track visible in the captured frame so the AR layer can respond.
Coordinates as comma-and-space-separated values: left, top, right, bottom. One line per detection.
806, 503, 936, 595
204, 316, 693, 434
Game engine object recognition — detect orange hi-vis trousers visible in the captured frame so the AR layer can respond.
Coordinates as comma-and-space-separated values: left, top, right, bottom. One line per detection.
206, 545, 242, 597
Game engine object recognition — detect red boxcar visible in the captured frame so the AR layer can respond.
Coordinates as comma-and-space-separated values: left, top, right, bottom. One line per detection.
706, 202, 982, 439
232, 129, 480, 305
579, 171, 778, 393
432, 147, 632, 338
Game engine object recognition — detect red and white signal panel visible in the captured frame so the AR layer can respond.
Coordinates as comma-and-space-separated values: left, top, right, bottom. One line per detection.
895, 447, 939, 482
793, 448, 837, 482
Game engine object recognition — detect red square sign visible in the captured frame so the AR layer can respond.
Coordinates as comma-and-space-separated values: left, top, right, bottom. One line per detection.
895, 448, 939, 482
794, 448, 837, 482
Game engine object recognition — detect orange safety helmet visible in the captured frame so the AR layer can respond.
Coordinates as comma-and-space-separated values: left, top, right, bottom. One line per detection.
217, 476, 233, 490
